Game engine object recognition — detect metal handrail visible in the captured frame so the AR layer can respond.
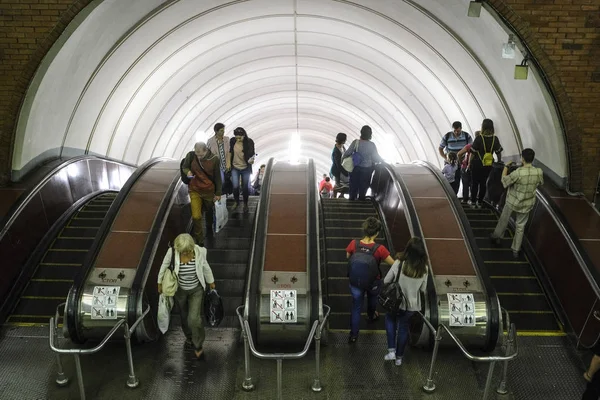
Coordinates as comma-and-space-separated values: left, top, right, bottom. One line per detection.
235, 304, 331, 399
418, 311, 518, 399
49, 304, 150, 400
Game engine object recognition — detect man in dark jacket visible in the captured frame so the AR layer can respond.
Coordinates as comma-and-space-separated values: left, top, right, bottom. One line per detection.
182, 142, 222, 246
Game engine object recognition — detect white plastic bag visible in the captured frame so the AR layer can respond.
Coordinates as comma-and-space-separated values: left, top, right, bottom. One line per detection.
157, 294, 173, 334
213, 197, 229, 233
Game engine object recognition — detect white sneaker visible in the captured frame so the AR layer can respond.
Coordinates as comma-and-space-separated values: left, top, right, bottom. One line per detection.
384, 351, 396, 361
395, 357, 403, 366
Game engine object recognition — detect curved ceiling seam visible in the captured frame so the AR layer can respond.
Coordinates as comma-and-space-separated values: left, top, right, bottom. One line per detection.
59, 0, 249, 152
173, 75, 414, 160
169, 58, 429, 159
117, 39, 295, 158
329, 1, 484, 132
174, 86, 406, 160
237, 115, 359, 141
404, 0, 523, 150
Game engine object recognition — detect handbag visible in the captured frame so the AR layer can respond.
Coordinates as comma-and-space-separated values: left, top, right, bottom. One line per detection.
213, 197, 228, 233
157, 294, 173, 334
377, 261, 407, 313
341, 140, 359, 173
204, 289, 224, 327
161, 246, 178, 297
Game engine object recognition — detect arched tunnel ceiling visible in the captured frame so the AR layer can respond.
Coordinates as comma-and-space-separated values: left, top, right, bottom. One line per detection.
14, 0, 567, 179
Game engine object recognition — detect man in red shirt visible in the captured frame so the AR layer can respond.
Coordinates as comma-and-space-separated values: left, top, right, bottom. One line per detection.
346, 217, 395, 343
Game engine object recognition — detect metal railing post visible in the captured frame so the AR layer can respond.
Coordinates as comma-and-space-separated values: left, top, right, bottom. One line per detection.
123, 322, 139, 388
423, 326, 442, 393
276, 358, 283, 400
237, 306, 254, 391
73, 354, 86, 400
52, 302, 69, 386
312, 323, 323, 392
483, 361, 496, 399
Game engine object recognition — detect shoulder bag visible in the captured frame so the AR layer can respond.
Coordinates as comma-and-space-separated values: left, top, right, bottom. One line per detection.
161, 246, 178, 296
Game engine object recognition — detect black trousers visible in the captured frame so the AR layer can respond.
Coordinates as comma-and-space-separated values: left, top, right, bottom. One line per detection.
461, 167, 471, 200
470, 165, 492, 203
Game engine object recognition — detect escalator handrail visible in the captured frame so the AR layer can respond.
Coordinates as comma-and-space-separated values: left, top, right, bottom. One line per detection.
243, 157, 275, 321
307, 159, 323, 322
126, 164, 183, 330
535, 187, 600, 299
0, 155, 132, 239
375, 162, 439, 332
414, 160, 500, 350
66, 157, 170, 342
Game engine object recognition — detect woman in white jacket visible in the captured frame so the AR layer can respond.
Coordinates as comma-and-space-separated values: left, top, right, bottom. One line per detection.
157, 233, 216, 359
383, 237, 428, 366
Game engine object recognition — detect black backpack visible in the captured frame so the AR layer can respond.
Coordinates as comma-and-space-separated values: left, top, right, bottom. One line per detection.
378, 261, 407, 313
348, 240, 381, 290
180, 156, 191, 185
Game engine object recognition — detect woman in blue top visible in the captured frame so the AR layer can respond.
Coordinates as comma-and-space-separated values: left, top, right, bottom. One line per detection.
342, 125, 383, 200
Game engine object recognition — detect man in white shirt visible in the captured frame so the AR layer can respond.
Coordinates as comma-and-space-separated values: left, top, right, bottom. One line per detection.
206, 122, 231, 186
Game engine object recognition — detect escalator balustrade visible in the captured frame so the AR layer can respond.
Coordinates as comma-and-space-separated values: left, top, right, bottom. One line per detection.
462, 203, 563, 334
7, 193, 118, 325
322, 198, 391, 333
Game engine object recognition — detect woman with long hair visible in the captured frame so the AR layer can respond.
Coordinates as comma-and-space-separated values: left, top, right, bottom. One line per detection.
229, 127, 256, 213
469, 119, 503, 208
383, 237, 428, 366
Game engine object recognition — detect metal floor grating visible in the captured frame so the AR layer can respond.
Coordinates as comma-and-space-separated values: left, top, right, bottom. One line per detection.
0, 321, 589, 399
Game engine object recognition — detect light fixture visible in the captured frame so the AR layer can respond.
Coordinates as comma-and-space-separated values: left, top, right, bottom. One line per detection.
502, 34, 516, 59
468, 1, 482, 18
514, 55, 529, 80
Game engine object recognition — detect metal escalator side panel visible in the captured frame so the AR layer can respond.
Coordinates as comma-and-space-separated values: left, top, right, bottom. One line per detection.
411, 160, 500, 351
65, 157, 171, 343
307, 160, 323, 325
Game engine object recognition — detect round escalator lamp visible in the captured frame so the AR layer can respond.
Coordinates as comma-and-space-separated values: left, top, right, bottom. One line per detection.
204, 289, 224, 327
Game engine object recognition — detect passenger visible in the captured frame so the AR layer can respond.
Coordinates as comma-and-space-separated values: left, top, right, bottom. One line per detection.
342, 125, 383, 201
229, 127, 256, 213
457, 130, 481, 203
252, 164, 266, 195
346, 217, 395, 343
383, 238, 428, 366
470, 119, 503, 208
157, 233, 216, 359
319, 173, 327, 187
319, 176, 333, 198
442, 152, 460, 194
438, 121, 473, 194
181, 142, 222, 246
206, 122, 231, 188
330, 132, 348, 188
583, 342, 600, 399
489, 148, 543, 258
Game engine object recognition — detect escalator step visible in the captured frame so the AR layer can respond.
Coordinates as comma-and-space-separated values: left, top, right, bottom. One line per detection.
327, 278, 351, 294
498, 293, 553, 312
35, 264, 82, 280
323, 212, 379, 219
205, 237, 251, 250
11, 297, 64, 317
61, 227, 100, 237
490, 276, 543, 293
22, 280, 72, 298
6, 315, 56, 324
327, 295, 386, 313
41, 250, 88, 264
52, 237, 95, 250
469, 220, 500, 228
325, 227, 363, 236
213, 279, 244, 296
471, 227, 511, 236
324, 219, 375, 229
328, 313, 386, 331
508, 312, 560, 331
66, 218, 104, 228
480, 249, 527, 262
209, 263, 249, 280
76, 210, 109, 219
484, 263, 535, 277
220, 297, 244, 315
476, 237, 513, 248
206, 249, 249, 264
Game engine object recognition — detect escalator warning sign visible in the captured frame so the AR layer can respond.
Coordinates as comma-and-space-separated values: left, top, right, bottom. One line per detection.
447, 293, 475, 327
91, 286, 120, 320
270, 290, 297, 323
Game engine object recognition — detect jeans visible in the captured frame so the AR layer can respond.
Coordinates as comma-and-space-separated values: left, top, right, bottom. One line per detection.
349, 166, 373, 200
189, 191, 214, 245
471, 165, 492, 203
461, 167, 471, 200
349, 281, 380, 337
385, 310, 414, 357
492, 204, 530, 252
174, 285, 205, 350
231, 166, 252, 205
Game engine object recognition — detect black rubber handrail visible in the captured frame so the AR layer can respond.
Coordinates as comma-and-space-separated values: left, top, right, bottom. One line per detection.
307, 159, 321, 324
375, 163, 439, 346
126, 163, 182, 337
414, 160, 500, 351
244, 158, 275, 336
0, 190, 117, 324
66, 157, 169, 343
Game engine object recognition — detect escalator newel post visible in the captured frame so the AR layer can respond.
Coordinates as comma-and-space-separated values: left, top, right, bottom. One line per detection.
241, 322, 254, 391
423, 327, 442, 393
53, 318, 69, 387
312, 320, 323, 392
483, 361, 496, 400
496, 326, 514, 395
123, 322, 139, 388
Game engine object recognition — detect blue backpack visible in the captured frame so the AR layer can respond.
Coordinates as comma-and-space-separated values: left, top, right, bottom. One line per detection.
348, 240, 381, 290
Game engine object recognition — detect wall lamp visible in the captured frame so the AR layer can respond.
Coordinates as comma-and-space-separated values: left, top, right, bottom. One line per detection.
514, 55, 529, 80
502, 34, 516, 59
468, 1, 483, 18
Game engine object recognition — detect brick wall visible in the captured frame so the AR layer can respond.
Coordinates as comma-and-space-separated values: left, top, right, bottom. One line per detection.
0, 0, 598, 197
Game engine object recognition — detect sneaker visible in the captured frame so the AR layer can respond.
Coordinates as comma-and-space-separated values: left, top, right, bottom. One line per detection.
366, 311, 379, 322
384, 351, 396, 361
512, 250, 520, 260
475, 202, 482, 209
395, 357, 403, 366
348, 335, 357, 344
489, 233, 501, 247
231, 202, 239, 211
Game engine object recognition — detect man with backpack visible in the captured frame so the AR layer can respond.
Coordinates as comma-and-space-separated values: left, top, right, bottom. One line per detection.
181, 142, 222, 246
346, 217, 395, 343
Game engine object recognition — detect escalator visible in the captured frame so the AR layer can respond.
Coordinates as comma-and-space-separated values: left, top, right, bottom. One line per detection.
205, 197, 259, 328
322, 198, 392, 333
7, 192, 118, 325
461, 203, 563, 334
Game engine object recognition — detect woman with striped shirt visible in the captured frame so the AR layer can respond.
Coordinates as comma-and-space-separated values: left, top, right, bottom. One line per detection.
158, 233, 216, 359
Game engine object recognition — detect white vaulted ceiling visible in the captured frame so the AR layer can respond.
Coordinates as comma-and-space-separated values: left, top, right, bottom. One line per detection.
13, 0, 567, 180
